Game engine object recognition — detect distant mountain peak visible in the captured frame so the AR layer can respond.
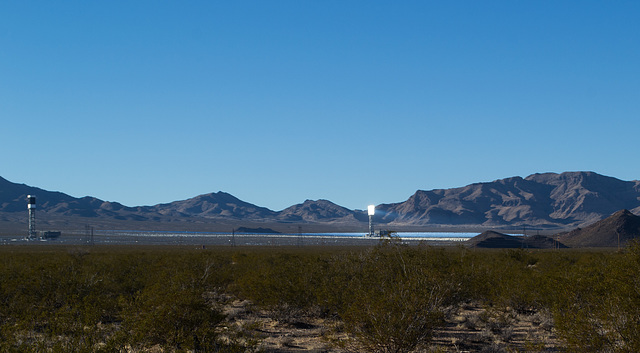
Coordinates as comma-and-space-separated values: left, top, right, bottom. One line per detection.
277, 199, 358, 223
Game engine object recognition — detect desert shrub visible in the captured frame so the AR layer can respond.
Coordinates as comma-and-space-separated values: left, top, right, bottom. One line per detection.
232, 251, 328, 321
327, 242, 453, 353
230, 243, 460, 352
0, 248, 243, 352
0, 251, 128, 352
117, 276, 225, 351
485, 250, 548, 313
552, 244, 640, 352
110, 251, 244, 352
448, 246, 494, 303
6, 243, 640, 352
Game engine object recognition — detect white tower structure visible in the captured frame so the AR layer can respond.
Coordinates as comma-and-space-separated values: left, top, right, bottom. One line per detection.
368, 204, 375, 236
27, 195, 36, 240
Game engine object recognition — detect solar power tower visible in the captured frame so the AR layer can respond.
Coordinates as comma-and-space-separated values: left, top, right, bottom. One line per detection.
368, 204, 375, 236
27, 195, 36, 240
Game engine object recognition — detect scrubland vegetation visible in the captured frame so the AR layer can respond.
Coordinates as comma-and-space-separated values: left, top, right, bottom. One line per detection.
1, 240, 639, 352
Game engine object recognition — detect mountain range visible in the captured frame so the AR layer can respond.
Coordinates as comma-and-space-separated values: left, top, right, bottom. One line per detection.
1, 171, 639, 234
378, 171, 640, 228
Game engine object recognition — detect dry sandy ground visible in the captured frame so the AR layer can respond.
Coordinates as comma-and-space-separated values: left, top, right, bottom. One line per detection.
221, 300, 561, 352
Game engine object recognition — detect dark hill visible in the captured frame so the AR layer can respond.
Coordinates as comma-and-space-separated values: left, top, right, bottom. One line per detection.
559, 209, 640, 248
235, 227, 280, 234
466, 231, 565, 249
0, 176, 77, 212
0, 177, 144, 219
277, 199, 363, 223
149, 192, 277, 220
467, 231, 524, 248
525, 234, 568, 249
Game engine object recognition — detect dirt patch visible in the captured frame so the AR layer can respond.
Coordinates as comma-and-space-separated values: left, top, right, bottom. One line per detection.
220, 299, 345, 352
221, 300, 561, 352
432, 303, 559, 352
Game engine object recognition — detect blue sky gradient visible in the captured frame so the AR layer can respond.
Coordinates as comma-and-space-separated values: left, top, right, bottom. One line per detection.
2, 1, 639, 210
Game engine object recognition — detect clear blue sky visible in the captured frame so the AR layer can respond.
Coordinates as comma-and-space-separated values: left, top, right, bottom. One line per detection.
1, 1, 639, 211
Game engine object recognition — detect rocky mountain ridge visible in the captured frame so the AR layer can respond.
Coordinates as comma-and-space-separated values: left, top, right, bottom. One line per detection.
377, 172, 640, 228
1, 171, 639, 232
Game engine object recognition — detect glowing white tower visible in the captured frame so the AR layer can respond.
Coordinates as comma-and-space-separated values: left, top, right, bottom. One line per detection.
368, 204, 375, 236
27, 195, 36, 240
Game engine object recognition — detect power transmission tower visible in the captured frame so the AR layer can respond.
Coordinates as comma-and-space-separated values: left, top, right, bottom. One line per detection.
231, 228, 236, 247
85, 225, 94, 245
